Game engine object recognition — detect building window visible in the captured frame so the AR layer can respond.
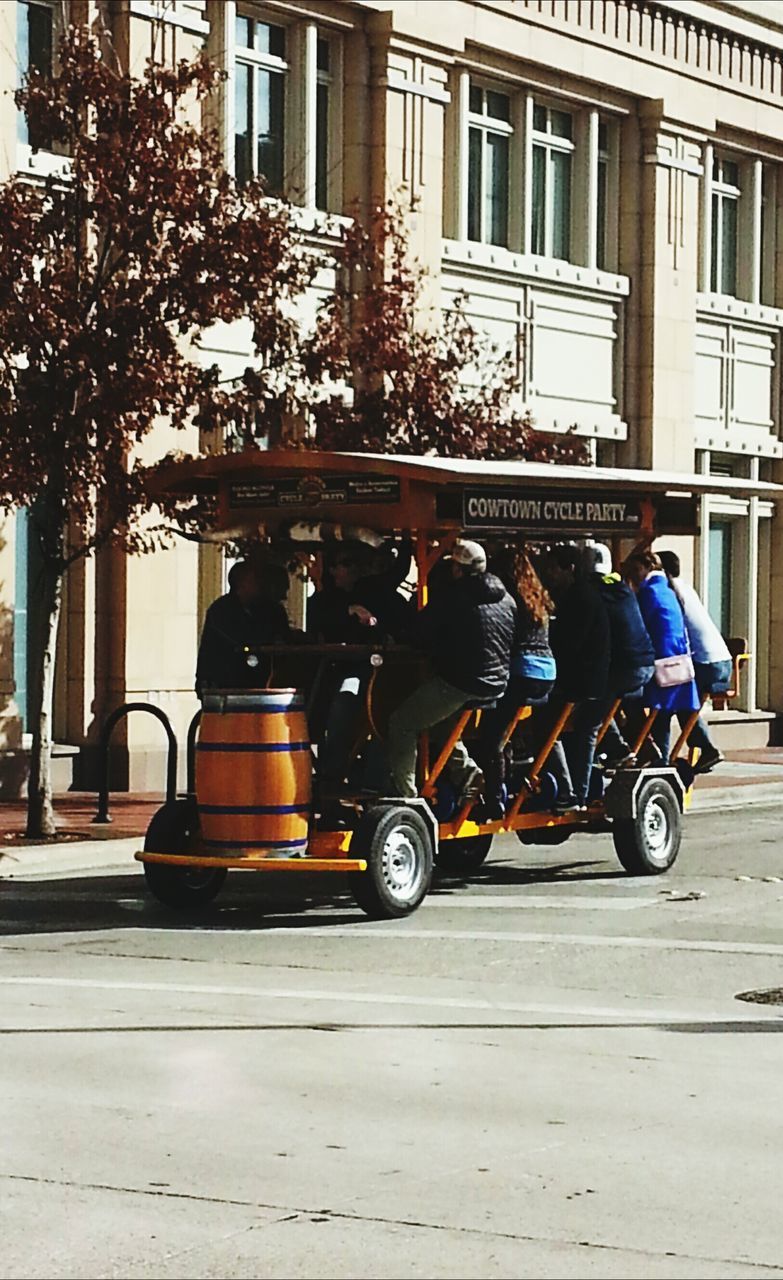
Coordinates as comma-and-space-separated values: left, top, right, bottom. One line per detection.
760, 168, 777, 308
17, 0, 54, 147
708, 518, 733, 636
531, 104, 573, 262
315, 37, 332, 212
596, 122, 609, 271
453, 77, 618, 268
467, 85, 511, 248
234, 14, 286, 193
710, 156, 740, 297
230, 15, 340, 210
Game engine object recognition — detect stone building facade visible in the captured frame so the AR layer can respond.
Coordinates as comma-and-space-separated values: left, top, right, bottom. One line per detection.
1, 0, 782, 790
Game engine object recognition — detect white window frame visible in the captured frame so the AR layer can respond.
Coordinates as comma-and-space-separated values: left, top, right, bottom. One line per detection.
530, 101, 575, 263
16, 0, 64, 173
233, 8, 289, 193
314, 34, 332, 211
760, 165, 777, 308
449, 74, 620, 272
219, 5, 342, 212
701, 148, 773, 306
288, 22, 342, 211
466, 82, 513, 248
710, 154, 742, 298
595, 117, 619, 273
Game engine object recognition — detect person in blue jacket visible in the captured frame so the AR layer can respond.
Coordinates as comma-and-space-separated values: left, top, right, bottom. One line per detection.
622, 550, 699, 762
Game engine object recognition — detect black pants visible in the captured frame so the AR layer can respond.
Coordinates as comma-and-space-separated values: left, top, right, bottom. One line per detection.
477, 676, 554, 807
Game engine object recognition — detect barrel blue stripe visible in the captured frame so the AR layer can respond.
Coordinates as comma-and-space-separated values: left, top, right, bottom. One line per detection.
196, 741, 310, 753
202, 838, 310, 850
198, 803, 309, 816
201, 704, 303, 714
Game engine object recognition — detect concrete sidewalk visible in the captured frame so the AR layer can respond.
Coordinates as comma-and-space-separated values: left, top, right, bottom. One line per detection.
0, 794, 160, 880
0, 748, 780, 878
689, 747, 783, 812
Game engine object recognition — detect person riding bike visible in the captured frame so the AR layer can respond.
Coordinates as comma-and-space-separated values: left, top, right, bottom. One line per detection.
384, 539, 515, 801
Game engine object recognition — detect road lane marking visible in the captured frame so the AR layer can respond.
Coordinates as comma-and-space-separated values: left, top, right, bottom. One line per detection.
262, 927, 783, 955
3, 925, 783, 955
0, 975, 781, 1025
421, 896, 655, 909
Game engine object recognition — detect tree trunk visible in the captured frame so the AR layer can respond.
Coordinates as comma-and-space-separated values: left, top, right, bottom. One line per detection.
25, 563, 63, 838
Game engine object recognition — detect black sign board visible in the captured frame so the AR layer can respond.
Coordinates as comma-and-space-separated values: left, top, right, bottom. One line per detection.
462, 487, 645, 534
229, 474, 401, 511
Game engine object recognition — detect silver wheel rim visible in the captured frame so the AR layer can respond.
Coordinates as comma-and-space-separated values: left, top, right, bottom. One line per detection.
381, 826, 423, 903
643, 797, 671, 859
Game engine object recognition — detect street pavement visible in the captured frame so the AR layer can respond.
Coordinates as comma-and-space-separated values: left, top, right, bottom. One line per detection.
1, 803, 783, 1279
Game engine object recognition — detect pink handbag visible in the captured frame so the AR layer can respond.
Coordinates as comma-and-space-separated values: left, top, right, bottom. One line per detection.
654, 653, 695, 688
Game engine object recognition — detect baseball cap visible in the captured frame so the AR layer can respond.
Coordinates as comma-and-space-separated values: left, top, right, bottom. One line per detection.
452, 539, 487, 574
582, 542, 613, 576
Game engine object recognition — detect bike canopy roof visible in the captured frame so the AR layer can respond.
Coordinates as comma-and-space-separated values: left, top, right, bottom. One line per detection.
153, 449, 781, 543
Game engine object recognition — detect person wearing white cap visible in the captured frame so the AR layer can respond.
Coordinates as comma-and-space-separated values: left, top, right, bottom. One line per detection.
583, 542, 656, 769
384, 538, 516, 800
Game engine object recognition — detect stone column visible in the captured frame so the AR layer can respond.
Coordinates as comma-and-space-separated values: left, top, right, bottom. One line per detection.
366, 14, 451, 283
636, 113, 704, 473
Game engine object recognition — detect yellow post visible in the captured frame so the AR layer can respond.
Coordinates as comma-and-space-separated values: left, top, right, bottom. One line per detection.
630, 708, 659, 756
669, 696, 707, 762
416, 531, 429, 610
506, 702, 574, 821
421, 709, 473, 799
595, 698, 622, 747
500, 703, 532, 750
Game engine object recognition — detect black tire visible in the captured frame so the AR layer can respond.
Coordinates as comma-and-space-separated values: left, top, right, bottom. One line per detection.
612, 778, 681, 875
143, 799, 227, 910
436, 834, 493, 873
351, 804, 433, 919
516, 825, 572, 847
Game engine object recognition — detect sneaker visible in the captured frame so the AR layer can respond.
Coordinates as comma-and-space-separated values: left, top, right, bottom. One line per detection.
603, 750, 637, 771
694, 748, 725, 776
552, 797, 582, 816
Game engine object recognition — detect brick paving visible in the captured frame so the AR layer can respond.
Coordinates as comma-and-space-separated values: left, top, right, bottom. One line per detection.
0, 793, 165, 846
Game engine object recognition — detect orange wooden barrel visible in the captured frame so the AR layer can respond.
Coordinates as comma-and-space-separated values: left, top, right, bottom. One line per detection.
196, 690, 312, 855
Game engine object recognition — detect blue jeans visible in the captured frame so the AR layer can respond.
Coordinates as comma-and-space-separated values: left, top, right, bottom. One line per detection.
535, 696, 604, 806
598, 664, 655, 760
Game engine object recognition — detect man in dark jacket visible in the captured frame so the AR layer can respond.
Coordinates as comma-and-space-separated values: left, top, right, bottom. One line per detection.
308, 539, 414, 791
583, 543, 655, 767
385, 539, 516, 799
537, 545, 610, 810
307, 538, 414, 644
195, 561, 290, 695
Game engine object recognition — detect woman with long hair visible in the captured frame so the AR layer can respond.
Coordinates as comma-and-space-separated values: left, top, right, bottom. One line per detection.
477, 547, 557, 818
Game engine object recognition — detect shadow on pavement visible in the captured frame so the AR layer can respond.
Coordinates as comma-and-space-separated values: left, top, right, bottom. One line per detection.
0, 855, 628, 937
431, 859, 624, 892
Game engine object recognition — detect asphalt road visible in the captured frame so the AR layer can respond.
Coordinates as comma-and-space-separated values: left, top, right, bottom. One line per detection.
1, 805, 782, 1280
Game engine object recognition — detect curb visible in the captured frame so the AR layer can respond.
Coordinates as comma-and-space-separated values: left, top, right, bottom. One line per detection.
0, 835, 141, 878
689, 781, 783, 813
